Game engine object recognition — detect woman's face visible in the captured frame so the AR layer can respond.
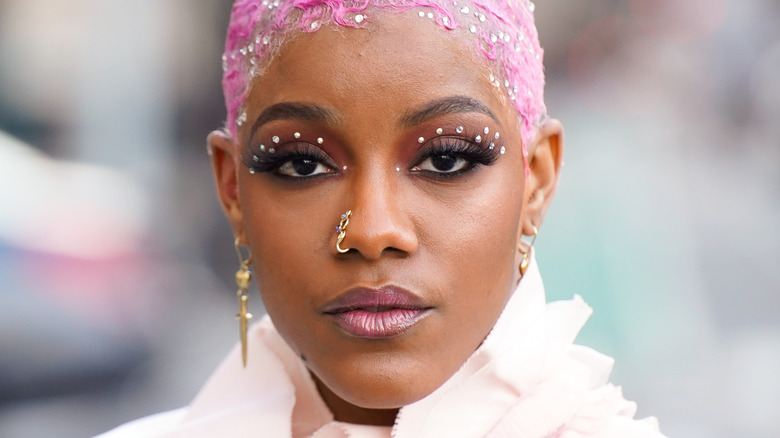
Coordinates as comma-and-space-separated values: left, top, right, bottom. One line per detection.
211, 11, 560, 423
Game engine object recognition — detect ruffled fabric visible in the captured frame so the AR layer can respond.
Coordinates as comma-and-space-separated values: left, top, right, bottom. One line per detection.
96, 256, 664, 438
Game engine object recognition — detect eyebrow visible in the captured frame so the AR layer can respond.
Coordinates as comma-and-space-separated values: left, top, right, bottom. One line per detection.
248, 102, 340, 141
399, 96, 499, 127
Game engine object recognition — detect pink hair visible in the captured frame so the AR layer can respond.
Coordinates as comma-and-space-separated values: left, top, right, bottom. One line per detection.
222, 0, 545, 166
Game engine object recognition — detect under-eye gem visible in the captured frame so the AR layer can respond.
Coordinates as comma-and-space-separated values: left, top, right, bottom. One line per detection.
530, 2, 536, 12
436, 128, 443, 135
317, 137, 324, 144
495, 132, 500, 139
294, 132, 301, 138
269, 147, 276, 153
504, 79, 510, 87
504, 34, 511, 42
500, 146, 506, 154
456, 126, 464, 133
443, 17, 450, 25
419, 11, 425, 17
253, 154, 259, 162
475, 135, 482, 142
479, 14, 486, 22
484, 127, 490, 134
263, 35, 270, 45
311, 21, 320, 30
418, 137, 425, 143
260, 144, 266, 151
396, 167, 401, 172
272, 136, 280, 144
354, 14, 364, 23
249, 168, 256, 174
489, 142, 495, 150
469, 24, 477, 33
427, 12, 434, 19
343, 166, 348, 171
460, 6, 469, 14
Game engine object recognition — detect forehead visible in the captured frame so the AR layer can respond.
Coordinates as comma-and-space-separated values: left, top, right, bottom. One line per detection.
244, 12, 512, 129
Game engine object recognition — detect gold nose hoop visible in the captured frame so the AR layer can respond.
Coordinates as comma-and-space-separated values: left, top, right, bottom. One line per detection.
335, 210, 352, 254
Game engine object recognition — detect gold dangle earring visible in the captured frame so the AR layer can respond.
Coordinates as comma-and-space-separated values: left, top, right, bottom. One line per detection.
234, 237, 253, 368
518, 225, 539, 279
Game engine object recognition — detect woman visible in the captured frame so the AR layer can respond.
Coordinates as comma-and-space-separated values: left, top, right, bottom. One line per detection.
100, 0, 664, 436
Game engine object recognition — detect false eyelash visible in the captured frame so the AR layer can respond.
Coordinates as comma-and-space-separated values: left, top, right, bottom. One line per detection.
418, 135, 501, 168
242, 142, 333, 174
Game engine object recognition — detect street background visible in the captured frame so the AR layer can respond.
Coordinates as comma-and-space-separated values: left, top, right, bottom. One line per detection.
1, 1, 778, 436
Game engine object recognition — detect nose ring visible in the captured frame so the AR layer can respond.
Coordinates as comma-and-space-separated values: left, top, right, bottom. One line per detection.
336, 210, 352, 254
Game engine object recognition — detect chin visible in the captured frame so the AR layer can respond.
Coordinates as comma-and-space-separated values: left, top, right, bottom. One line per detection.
313, 358, 445, 410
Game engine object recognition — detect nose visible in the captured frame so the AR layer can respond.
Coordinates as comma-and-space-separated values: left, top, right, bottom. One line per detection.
335, 171, 418, 260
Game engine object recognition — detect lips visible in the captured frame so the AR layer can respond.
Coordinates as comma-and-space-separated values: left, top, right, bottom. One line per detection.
322, 286, 433, 338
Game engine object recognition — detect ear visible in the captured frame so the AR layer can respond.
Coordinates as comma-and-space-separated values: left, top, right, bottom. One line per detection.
520, 119, 564, 236
208, 129, 247, 243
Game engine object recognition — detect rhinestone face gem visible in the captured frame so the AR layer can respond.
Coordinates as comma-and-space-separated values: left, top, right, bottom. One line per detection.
436, 128, 443, 135
354, 14, 364, 23
460, 6, 470, 14
249, 168, 256, 174
495, 132, 500, 140
317, 137, 324, 144
260, 144, 266, 151
268, 147, 276, 153
427, 12, 434, 19
418, 137, 425, 143
475, 135, 482, 142
418, 11, 425, 17
272, 136, 280, 144
499, 146, 506, 154
253, 154, 259, 162
294, 132, 301, 139
483, 127, 490, 134
469, 24, 477, 33
456, 126, 464, 133
489, 142, 495, 150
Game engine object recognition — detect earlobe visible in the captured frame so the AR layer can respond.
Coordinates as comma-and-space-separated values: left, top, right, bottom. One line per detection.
208, 129, 247, 242
520, 119, 564, 236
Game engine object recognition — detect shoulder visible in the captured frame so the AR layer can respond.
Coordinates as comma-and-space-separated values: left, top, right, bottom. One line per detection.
94, 408, 188, 438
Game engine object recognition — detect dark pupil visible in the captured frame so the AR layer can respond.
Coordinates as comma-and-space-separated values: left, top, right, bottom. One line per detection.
431, 155, 457, 172
292, 158, 318, 175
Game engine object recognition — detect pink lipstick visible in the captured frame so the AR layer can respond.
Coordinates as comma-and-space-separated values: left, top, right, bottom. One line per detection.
322, 286, 433, 338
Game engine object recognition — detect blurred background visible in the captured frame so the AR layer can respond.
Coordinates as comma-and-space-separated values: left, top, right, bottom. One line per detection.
0, 0, 777, 436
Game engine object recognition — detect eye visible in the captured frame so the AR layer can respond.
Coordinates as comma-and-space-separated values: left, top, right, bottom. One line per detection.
413, 154, 470, 174
276, 157, 332, 177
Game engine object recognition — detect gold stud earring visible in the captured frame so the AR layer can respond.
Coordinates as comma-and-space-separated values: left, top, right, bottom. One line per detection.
234, 237, 253, 368
518, 225, 538, 278
336, 210, 352, 254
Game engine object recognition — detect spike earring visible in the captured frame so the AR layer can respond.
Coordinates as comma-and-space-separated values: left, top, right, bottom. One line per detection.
234, 238, 253, 368
518, 225, 539, 278
336, 210, 352, 254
